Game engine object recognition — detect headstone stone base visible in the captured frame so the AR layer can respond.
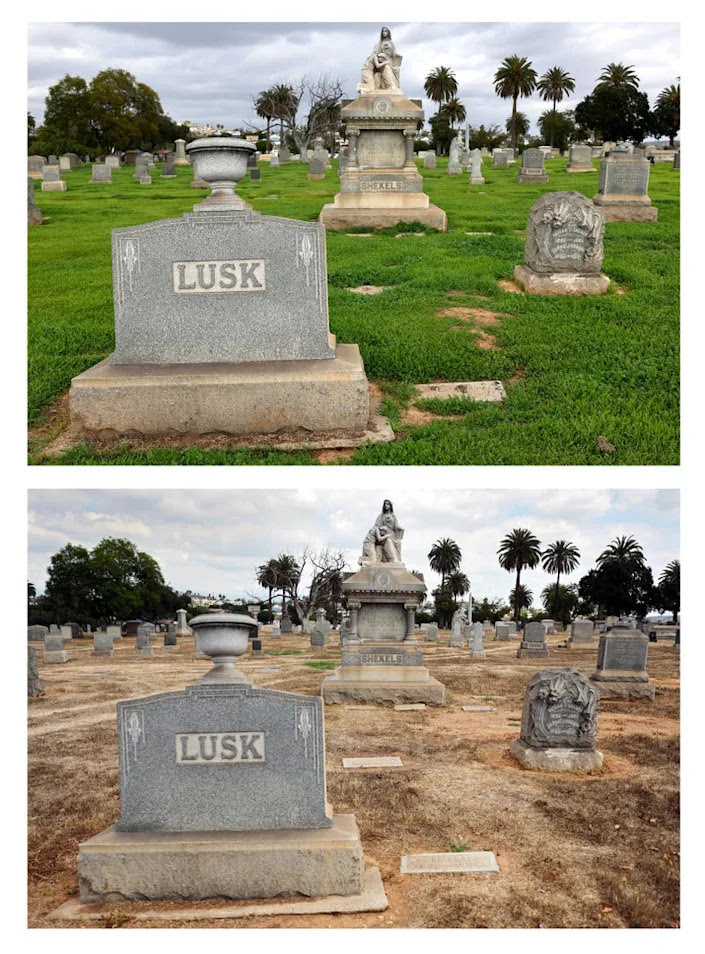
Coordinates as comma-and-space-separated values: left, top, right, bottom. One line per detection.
469, 176, 485, 185
319, 204, 447, 231
78, 814, 365, 903
592, 195, 658, 222
516, 172, 548, 184
41, 181, 67, 192
513, 264, 610, 296
69, 343, 370, 437
307, 173, 325, 181
321, 677, 445, 706
509, 740, 603, 772
517, 643, 549, 658
44, 650, 69, 664
565, 163, 595, 173
589, 672, 655, 700
191, 178, 209, 188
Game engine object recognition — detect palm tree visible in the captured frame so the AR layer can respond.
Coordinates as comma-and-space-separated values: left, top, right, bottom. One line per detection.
273, 553, 301, 617
428, 538, 462, 588
541, 540, 580, 619
537, 66, 575, 146
440, 97, 467, 131
505, 111, 530, 141
596, 63, 639, 91
424, 66, 458, 108
256, 558, 279, 621
493, 55, 537, 150
656, 82, 680, 146
497, 528, 542, 624
596, 535, 644, 567
658, 559, 680, 619
269, 84, 298, 146
509, 584, 533, 614
254, 88, 276, 151
447, 570, 470, 600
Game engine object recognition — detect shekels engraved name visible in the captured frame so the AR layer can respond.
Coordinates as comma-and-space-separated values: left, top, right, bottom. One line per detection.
173, 260, 266, 293
175, 731, 265, 763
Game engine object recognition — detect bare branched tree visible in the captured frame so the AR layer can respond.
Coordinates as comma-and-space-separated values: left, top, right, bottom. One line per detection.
274, 74, 344, 159
289, 545, 348, 629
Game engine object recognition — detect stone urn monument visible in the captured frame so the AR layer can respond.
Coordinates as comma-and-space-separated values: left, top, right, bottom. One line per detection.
189, 612, 258, 683
319, 27, 447, 231
186, 138, 254, 209
321, 499, 445, 705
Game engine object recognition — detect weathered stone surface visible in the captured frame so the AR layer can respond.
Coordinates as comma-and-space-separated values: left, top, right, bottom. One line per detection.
519, 667, 599, 749
590, 629, 653, 699
566, 144, 595, 172
394, 703, 426, 711
116, 682, 331, 832
107, 625, 122, 640
28, 155, 45, 178
308, 159, 325, 180
493, 151, 508, 167
568, 619, 594, 645
510, 740, 603, 772
470, 622, 485, 658
70, 343, 370, 437
28, 179, 43, 226
447, 135, 462, 174
514, 192, 609, 295
342, 757, 402, 769
106, 155, 120, 169
468, 148, 485, 184
28, 625, 48, 641
401, 852, 499, 874
414, 381, 506, 403
517, 620, 549, 658
78, 814, 364, 903
517, 148, 548, 184
322, 678, 445, 706
41, 165, 67, 192
93, 633, 114, 656
28, 647, 44, 697
593, 155, 657, 221
495, 622, 510, 640
90, 164, 112, 184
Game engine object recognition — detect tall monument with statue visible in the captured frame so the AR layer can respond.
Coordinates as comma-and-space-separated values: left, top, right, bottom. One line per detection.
321, 500, 446, 705
319, 28, 447, 231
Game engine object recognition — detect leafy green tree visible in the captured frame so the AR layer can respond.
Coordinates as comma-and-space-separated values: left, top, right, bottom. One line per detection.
540, 583, 580, 627
272, 553, 301, 617
575, 86, 652, 143
597, 535, 644, 566
656, 559, 680, 620
537, 109, 576, 152
431, 585, 456, 628
428, 538, 462, 588
28, 113, 36, 151
89, 537, 165, 621
493, 55, 537, 149
541, 540, 581, 619
40, 74, 93, 154
497, 528, 542, 624
472, 597, 510, 624
537, 67, 576, 146
578, 563, 654, 618
505, 111, 530, 141
596, 62, 640, 91
44, 542, 93, 620
468, 124, 505, 150
429, 112, 454, 155
255, 88, 277, 150
447, 570, 470, 600
89, 68, 164, 152
653, 83, 680, 146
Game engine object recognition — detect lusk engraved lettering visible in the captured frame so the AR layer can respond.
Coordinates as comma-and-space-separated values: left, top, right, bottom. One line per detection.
175, 732, 265, 763
173, 260, 266, 293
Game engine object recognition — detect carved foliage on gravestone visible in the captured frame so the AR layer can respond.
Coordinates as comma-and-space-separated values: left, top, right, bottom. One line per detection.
524, 192, 604, 274
520, 667, 598, 749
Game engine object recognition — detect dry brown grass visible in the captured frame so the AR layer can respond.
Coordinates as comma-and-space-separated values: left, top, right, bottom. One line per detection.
28, 633, 680, 929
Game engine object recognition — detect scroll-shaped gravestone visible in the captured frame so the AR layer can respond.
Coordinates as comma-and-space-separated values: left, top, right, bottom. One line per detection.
510, 667, 603, 772
514, 192, 610, 295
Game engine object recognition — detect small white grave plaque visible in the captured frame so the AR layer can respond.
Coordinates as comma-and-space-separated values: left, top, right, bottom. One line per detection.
461, 705, 495, 712
394, 704, 426, 711
342, 756, 403, 769
401, 851, 499, 874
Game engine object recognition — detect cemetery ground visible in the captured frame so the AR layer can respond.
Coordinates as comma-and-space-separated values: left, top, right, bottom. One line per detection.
28, 630, 679, 928
27, 156, 679, 466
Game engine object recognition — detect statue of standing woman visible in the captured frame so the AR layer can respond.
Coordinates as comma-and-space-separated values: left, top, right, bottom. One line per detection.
360, 499, 404, 564
358, 27, 402, 93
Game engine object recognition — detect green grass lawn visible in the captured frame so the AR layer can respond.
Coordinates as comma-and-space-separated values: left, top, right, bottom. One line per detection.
28, 155, 679, 465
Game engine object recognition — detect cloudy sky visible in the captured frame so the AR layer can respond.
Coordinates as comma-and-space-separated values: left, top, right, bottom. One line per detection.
28, 490, 679, 610
27, 21, 680, 135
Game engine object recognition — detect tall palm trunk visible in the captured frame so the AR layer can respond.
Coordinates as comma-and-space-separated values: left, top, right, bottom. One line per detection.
550, 99, 557, 147
511, 95, 518, 149
552, 569, 561, 619
268, 586, 273, 622
514, 566, 521, 623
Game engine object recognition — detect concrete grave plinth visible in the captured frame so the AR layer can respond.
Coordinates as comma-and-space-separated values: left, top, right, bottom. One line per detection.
517, 621, 549, 658
78, 814, 364, 903
590, 628, 655, 700
593, 154, 657, 222
514, 265, 610, 296
70, 344, 369, 437
510, 740, 603, 772
565, 144, 595, 172
41, 165, 67, 192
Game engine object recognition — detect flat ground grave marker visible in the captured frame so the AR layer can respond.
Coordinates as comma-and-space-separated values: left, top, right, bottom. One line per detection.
401, 852, 499, 874
342, 756, 403, 769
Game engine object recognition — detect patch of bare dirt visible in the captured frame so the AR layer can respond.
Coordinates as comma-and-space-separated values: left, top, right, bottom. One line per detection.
498, 279, 523, 293
316, 448, 359, 464
597, 435, 617, 453
471, 330, 499, 350
401, 406, 449, 427
29, 634, 680, 929
435, 307, 506, 326
508, 368, 527, 383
